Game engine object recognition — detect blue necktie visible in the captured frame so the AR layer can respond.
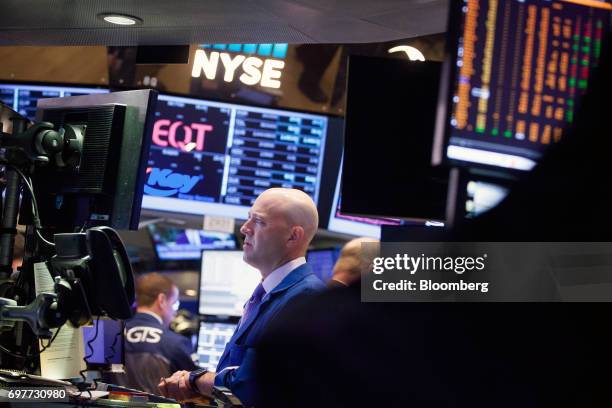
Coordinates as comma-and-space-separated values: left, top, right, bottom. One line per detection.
242, 283, 266, 325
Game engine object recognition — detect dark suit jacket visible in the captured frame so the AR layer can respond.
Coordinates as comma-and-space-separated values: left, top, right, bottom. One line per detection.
214, 263, 325, 406
123, 313, 196, 392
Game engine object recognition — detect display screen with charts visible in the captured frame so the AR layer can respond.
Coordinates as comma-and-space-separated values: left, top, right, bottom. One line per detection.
196, 321, 238, 370
434, 0, 611, 171
142, 94, 329, 220
199, 250, 261, 317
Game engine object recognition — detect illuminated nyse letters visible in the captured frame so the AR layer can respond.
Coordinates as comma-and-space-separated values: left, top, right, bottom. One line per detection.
191, 49, 285, 89
153, 119, 213, 152
240, 57, 264, 85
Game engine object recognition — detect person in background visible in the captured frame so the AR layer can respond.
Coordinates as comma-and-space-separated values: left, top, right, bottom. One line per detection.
158, 188, 326, 406
123, 273, 196, 393
328, 237, 380, 288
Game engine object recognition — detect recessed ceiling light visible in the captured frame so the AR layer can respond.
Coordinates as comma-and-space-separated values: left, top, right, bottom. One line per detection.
98, 13, 143, 26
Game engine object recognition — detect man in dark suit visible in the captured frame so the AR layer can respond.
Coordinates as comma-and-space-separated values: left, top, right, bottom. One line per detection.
124, 273, 196, 393
158, 188, 326, 406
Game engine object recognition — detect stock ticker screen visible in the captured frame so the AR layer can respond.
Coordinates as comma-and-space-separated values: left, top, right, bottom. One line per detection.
0, 83, 109, 120
441, 0, 610, 171
142, 94, 328, 219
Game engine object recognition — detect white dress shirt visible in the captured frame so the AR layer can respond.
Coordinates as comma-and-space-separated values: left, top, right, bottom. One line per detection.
260, 257, 306, 299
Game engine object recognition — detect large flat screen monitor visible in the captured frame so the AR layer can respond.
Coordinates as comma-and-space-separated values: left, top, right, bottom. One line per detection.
148, 224, 236, 261
141, 94, 330, 220
196, 321, 238, 370
341, 55, 448, 220
1, 82, 343, 226
433, 0, 611, 171
199, 250, 261, 317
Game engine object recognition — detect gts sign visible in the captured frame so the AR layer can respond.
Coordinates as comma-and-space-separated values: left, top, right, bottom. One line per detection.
125, 326, 163, 344
191, 49, 285, 89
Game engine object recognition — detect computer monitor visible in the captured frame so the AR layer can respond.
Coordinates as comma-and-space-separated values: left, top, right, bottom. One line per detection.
0, 82, 109, 120
341, 55, 448, 220
141, 93, 330, 220
433, 0, 611, 171
306, 248, 341, 283
196, 321, 237, 370
148, 224, 236, 261
81, 319, 124, 367
327, 159, 405, 239
34, 89, 157, 231
199, 250, 261, 317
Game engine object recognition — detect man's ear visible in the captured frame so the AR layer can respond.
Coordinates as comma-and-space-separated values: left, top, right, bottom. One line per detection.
288, 226, 305, 245
157, 292, 167, 308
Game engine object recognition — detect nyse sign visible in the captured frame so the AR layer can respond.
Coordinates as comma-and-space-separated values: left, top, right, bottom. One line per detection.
191, 49, 285, 89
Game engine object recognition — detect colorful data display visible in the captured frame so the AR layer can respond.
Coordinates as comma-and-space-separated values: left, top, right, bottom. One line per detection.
442, 0, 610, 170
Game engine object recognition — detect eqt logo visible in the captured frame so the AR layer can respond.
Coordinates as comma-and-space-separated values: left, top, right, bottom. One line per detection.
152, 119, 213, 152
144, 167, 202, 197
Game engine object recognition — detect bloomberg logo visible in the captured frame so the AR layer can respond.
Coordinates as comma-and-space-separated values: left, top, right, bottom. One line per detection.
144, 167, 203, 197
153, 119, 213, 152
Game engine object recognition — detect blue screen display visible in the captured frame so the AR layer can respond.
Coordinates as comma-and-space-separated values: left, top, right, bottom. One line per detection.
142, 94, 329, 219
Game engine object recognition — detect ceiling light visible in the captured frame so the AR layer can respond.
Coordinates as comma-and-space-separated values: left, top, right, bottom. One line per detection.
98, 13, 143, 26
388, 45, 426, 61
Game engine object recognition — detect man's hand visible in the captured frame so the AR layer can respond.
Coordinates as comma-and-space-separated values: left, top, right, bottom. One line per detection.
158, 370, 212, 403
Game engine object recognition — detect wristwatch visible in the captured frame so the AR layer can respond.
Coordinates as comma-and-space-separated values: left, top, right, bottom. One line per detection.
188, 368, 208, 393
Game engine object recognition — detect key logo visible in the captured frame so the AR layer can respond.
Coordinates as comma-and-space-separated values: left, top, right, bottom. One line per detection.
144, 167, 202, 197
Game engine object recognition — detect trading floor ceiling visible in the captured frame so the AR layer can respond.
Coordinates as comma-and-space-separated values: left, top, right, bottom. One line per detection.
0, 0, 448, 45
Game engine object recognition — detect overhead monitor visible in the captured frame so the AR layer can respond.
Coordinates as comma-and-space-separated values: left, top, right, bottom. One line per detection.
148, 224, 236, 261
196, 321, 238, 370
433, 0, 611, 171
327, 160, 405, 239
342, 55, 448, 220
141, 94, 329, 220
0, 82, 109, 120
199, 250, 261, 317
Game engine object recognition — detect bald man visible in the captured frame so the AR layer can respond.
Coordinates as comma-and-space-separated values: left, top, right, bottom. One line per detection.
159, 188, 326, 406
329, 237, 380, 288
